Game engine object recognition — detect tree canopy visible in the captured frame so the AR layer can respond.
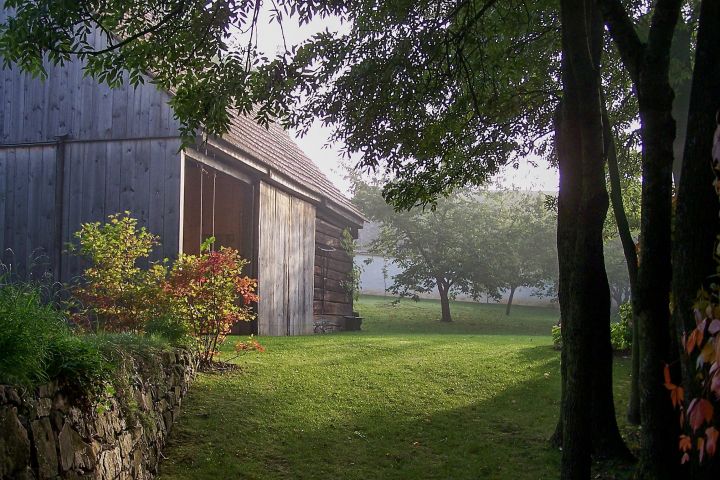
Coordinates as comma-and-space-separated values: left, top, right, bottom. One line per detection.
354, 181, 557, 321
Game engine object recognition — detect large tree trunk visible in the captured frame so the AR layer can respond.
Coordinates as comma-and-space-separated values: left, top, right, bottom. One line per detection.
437, 279, 452, 322
602, 100, 641, 425
672, 3, 720, 476
633, 6, 682, 477
549, 100, 572, 450
558, 1, 632, 476
553, 4, 632, 471
599, 1, 683, 476
505, 286, 516, 316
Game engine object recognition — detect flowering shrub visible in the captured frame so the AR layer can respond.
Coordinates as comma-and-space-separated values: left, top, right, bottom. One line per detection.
72, 212, 168, 332
165, 239, 258, 365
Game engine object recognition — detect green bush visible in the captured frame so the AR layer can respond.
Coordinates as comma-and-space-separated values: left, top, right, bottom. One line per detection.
551, 324, 562, 350
551, 307, 631, 352
610, 302, 633, 352
0, 280, 109, 388
145, 315, 191, 346
71, 212, 169, 333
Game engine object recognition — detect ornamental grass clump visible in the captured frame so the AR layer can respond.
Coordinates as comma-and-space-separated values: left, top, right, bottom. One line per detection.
165, 238, 258, 366
0, 279, 110, 389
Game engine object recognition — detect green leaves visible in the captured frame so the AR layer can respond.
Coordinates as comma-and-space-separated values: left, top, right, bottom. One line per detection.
353, 181, 557, 304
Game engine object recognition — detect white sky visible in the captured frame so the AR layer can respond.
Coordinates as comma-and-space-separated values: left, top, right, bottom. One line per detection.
253, 9, 559, 195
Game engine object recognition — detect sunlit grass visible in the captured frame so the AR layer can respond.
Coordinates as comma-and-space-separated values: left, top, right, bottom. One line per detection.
158, 296, 633, 480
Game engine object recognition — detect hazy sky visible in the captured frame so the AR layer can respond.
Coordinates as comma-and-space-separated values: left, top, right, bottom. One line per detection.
252, 8, 559, 195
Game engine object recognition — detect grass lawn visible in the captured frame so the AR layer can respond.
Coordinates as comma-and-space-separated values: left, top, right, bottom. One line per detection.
158, 295, 635, 480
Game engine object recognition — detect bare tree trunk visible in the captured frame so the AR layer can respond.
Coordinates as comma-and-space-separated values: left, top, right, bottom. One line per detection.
505, 286, 516, 316
602, 99, 641, 425
599, 1, 683, 476
437, 279, 452, 322
556, 3, 633, 476
559, 2, 603, 476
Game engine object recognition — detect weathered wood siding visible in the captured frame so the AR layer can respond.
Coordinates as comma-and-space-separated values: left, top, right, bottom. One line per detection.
0, 14, 183, 279
0, 11, 180, 143
0, 139, 181, 280
314, 216, 355, 322
257, 181, 315, 335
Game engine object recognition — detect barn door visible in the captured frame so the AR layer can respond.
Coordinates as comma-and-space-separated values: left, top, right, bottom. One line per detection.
257, 182, 315, 335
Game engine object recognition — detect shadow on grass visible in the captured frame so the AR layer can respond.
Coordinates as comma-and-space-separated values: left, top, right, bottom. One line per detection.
159, 345, 568, 480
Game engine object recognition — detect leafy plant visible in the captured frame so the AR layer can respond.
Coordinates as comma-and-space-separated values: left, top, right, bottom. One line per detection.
165, 239, 258, 366
609, 303, 633, 352
145, 315, 191, 345
0, 279, 110, 389
0, 279, 69, 385
668, 289, 720, 468
552, 324, 562, 350
233, 335, 266, 353
71, 212, 169, 333
340, 228, 362, 302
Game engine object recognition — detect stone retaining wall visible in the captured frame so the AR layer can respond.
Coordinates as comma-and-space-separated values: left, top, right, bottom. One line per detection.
0, 349, 196, 479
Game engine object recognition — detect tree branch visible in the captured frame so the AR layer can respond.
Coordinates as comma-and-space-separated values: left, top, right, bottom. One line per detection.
645, 0, 683, 69
597, 0, 644, 84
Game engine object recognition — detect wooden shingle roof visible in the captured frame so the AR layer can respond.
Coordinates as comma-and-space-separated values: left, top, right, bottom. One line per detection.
221, 113, 365, 226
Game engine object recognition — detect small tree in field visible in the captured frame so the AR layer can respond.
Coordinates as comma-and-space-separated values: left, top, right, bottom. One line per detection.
165, 239, 258, 365
354, 179, 558, 320
354, 182, 495, 323
480, 192, 557, 316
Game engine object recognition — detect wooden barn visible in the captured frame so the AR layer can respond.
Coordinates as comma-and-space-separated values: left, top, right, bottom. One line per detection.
0, 30, 364, 335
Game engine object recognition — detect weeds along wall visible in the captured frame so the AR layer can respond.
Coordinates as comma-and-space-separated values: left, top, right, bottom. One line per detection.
0, 348, 196, 479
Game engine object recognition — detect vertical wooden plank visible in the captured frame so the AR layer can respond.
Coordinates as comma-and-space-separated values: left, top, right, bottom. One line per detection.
97, 81, 114, 139
0, 149, 7, 260
3, 149, 16, 266
286, 198, 299, 335
65, 143, 85, 279
177, 151, 186, 255
21, 71, 36, 141
40, 147, 57, 275
303, 204, 317, 334
111, 78, 129, 139
83, 142, 106, 224
148, 139, 165, 244
133, 78, 151, 138
294, 199, 304, 335
104, 141, 122, 217
56, 59, 72, 136
119, 141, 135, 214
13, 148, 29, 273
300, 201, 310, 334
257, 182, 274, 335
125, 83, 138, 137
148, 87, 162, 136
132, 140, 151, 227
25, 148, 41, 273
9, 70, 25, 142
0, 68, 6, 139
278, 190, 291, 336
69, 54, 84, 139
162, 140, 182, 258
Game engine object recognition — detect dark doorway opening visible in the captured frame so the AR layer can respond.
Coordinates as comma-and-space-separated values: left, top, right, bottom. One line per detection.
182, 158, 258, 334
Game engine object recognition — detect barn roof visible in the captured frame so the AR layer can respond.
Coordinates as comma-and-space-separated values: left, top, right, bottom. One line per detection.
219, 113, 365, 227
